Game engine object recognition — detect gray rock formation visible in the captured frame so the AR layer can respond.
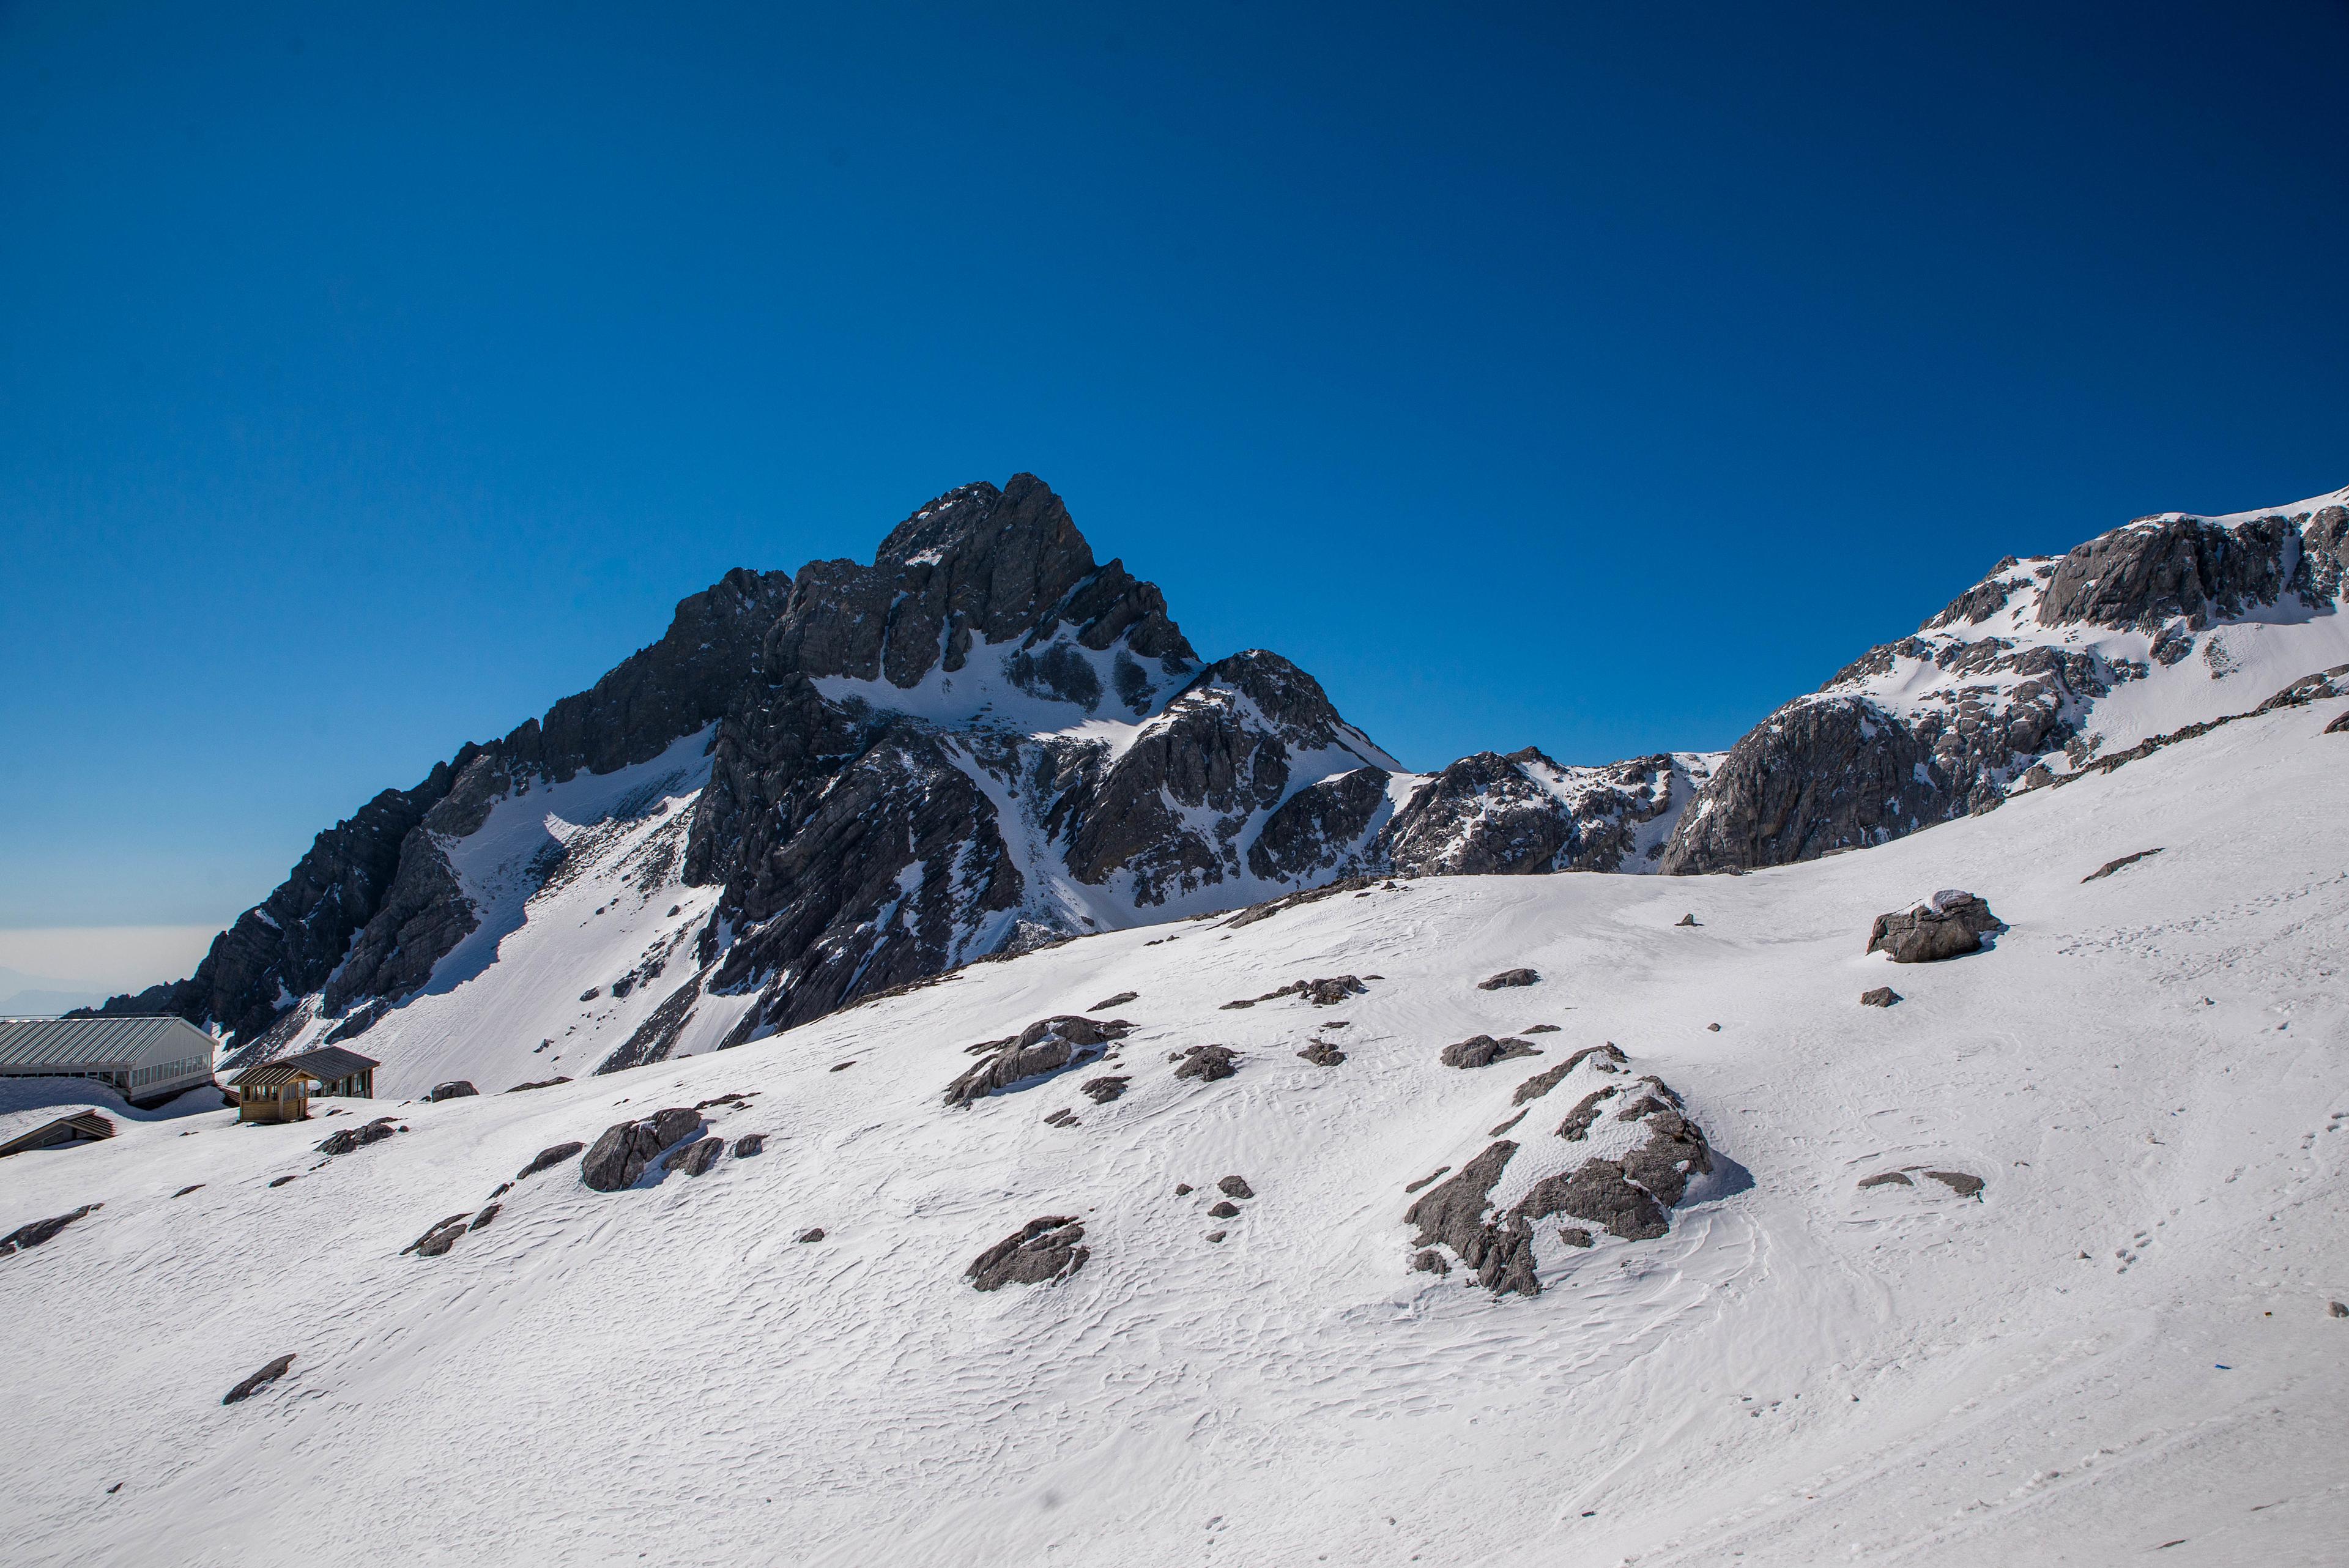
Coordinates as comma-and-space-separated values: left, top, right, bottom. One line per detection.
946, 1016, 1136, 1106
1867, 891, 2004, 964
1217, 1175, 1254, 1199
1478, 968, 1540, 990
670, 1137, 724, 1177
425, 1081, 478, 1102
1173, 1044, 1241, 1082
1297, 1041, 1346, 1066
1383, 751, 1693, 875
1440, 1035, 1542, 1069
967, 1215, 1090, 1291
1860, 986, 1902, 1008
314, 1117, 397, 1156
2082, 849, 2163, 883
401, 1213, 474, 1258
580, 1108, 704, 1192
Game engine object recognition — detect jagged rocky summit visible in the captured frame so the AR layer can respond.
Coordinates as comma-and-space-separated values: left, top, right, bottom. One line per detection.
90, 476, 2349, 1091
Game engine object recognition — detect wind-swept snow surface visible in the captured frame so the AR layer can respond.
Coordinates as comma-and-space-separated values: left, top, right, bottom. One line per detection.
4, 688, 2343, 1566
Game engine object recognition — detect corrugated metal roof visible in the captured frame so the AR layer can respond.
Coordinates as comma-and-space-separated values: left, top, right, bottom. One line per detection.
232, 1063, 322, 1088
279, 1045, 379, 1079
0, 1016, 214, 1069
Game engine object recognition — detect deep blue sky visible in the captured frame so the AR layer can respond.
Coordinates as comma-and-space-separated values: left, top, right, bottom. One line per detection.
4, 1, 2347, 967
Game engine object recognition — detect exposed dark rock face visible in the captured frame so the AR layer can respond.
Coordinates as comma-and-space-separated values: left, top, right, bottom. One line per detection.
2330, 710, 2349, 735
315, 1117, 397, 1156
1663, 498, 2349, 877
1860, 987, 1902, 1008
1867, 891, 2005, 964
946, 1016, 1137, 1105
967, 1215, 1090, 1291
1173, 1044, 1241, 1082
425, 1081, 478, 1102
517, 1141, 585, 1180
1, 1203, 102, 1255
730, 1133, 766, 1158
596, 972, 705, 1076
1249, 766, 1393, 882
1479, 968, 1540, 990
670, 1137, 724, 1177
1516, 1160, 1669, 1243
2037, 515, 2299, 633
1441, 1036, 1542, 1069
580, 1108, 704, 1192
222, 1354, 295, 1405
1070, 651, 1386, 902
469, 1203, 500, 1232
1080, 1076, 1129, 1104
1383, 750, 1688, 875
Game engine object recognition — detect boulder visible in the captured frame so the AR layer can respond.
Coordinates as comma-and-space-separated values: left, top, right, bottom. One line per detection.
731, 1133, 766, 1158
1866, 891, 2005, 964
1208, 1200, 1240, 1219
1675, 914, 1698, 927
314, 1117, 398, 1156
425, 1080, 478, 1102
469, 1203, 500, 1232
1080, 1076, 1129, 1104
967, 1216, 1089, 1291
1173, 1045, 1241, 1082
796, 1227, 825, 1243
580, 1108, 704, 1192
1091, 991, 1140, 1010
1860, 987, 1902, 1008
1923, 1169, 1984, 1198
516, 1140, 585, 1180
1477, 968, 1541, 990
946, 1015, 1137, 1105
1857, 1171, 1913, 1189
1217, 1175, 1254, 1199
1440, 1035, 1542, 1069
222, 1354, 295, 1405
1297, 1041, 1346, 1066
671, 1137, 725, 1177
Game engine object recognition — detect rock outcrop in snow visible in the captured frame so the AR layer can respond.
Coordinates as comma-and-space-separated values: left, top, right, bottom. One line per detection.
1662, 488, 2349, 873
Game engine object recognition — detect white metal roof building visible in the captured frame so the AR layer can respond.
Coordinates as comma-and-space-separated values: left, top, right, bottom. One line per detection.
0, 1017, 218, 1107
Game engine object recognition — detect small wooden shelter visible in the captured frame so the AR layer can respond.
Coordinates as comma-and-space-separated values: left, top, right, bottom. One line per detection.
229, 1046, 379, 1123
0, 1110, 116, 1159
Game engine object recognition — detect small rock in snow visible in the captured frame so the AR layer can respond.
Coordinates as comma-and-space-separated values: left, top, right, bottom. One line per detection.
0, 1203, 102, 1254
424, 1080, 478, 1102
1217, 1176, 1253, 1199
2328, 1299, 2347, 1317
516, 1140, 585, 1180
1675, 914, 1699, 926
829, 1060, 855, 1072
267, 1175, 298, 1189
1297, 1041, 1347, 1066
172, 1184, 203, 1198
314, 1117, 398, 1156
402, 1213, 473, 1258
506, 1076, 571, 1093
731, 1133, 766, 1158
1080, 1076, 1129, 1104
1208, 1200, 1240, 1219
1706, 1022, 1721, 1031
670, 1137, 725, 1176
1558, 1227, 1594, 1248
796, 1228, 825, 1244
2082, 849, 2164, 882
1478, 968, 1541, 990
1173, 1045, 1241, 1082
1206, 1230, 1227, 1243
1858, 1171, 1913, 1189
1042, 1107, 1080, 1128
1924, 1169, 1985, 1198
469, 1203, 500, 1232
221, 1354, 295, 1405
1091, 990, 1140, 1010
1860, 987, 1902, 1008
1523, 1023, 1560, 1033
1441, 1035, 1542, 1069
1174, 1183, 1193, 1196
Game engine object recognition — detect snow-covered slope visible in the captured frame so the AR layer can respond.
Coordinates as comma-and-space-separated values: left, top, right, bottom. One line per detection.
6, 688, 2343, 1566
